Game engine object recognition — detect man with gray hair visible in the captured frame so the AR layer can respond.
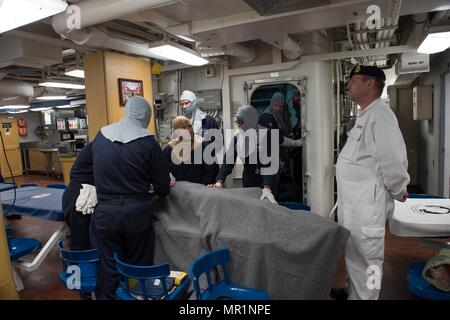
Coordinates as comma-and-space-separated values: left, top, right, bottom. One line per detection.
332, 65, 409, 300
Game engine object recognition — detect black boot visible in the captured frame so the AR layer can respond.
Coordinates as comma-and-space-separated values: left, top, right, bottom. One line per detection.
330, 287, 348, 300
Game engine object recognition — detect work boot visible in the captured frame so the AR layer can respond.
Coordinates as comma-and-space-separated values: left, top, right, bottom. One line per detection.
330, 287, 348, 300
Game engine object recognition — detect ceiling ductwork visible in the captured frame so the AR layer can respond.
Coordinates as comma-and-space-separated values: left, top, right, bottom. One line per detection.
0, 37, 62, 69
225, 43, 256, 63
52, 0, 180, 37
197, 43, 256, 63
51, 0, 183, 59
55, 26, 168, 60
261, 34, 302, 59
0, 80, 34, 98
0, 79, 34, 106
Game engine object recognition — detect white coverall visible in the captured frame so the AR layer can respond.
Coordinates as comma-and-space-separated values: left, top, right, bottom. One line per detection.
336, 98, 410, 300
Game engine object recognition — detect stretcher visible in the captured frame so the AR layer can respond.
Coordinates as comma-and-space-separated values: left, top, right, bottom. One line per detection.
389, 198, 450, 238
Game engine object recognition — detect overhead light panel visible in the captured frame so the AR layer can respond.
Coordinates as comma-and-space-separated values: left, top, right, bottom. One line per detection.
148, 40, 209, 66
417, 25, 450, 54
36, 95, 68, 100
56, 105, 74, 109
0, 0, 67, 34
0, 105, 30, 110
65, 67, 85, 78
39, 81, 85, 90
31, 107, 53, 112
176, 35, 196, 42
8, 110, 28, 114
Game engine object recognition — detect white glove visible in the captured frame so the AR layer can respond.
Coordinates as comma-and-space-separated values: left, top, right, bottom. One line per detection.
213, 181, 223, 188
169, 173, 176, 187
260, 187, 277, 204
281, 137, 303, 147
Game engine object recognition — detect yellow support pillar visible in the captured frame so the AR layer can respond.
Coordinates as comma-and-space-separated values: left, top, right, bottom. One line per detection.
0, 209, 19, 300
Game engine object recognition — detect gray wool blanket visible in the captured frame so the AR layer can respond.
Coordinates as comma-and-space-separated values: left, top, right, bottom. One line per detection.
152, 181, 350, 300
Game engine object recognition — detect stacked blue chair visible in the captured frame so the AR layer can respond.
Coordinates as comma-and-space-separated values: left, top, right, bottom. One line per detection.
406, 193, 450, 300
114, 253, 190, 300
189, 247, 269, 300
46, 183, 67, 190
57, 240, 99, 298
6, 227, 41, 261
279, 202, 311, 211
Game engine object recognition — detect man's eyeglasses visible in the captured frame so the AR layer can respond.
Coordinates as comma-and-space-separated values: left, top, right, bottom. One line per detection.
234, 118, 244, 126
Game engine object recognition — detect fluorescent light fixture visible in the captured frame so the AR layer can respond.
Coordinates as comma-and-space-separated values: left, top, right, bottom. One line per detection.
0, 105, 30, 110
65, 67, 85, 78
8, 110, 28, 114
36, 95, 68, 100
0, 96, 20, 101
148, 40, 209, 66
0, 0, 67, 34
176, 35, 196, 42
31, 107, 53, 112
56, 105, 74, 109
39, 81, 85, 90
70, 99, 86, 106
417, 25, 450, 54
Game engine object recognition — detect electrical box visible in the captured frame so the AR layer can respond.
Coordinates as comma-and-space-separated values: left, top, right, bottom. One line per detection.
194, 89, 222, 110
205, 67, 216, 78
412, 86, 432, 120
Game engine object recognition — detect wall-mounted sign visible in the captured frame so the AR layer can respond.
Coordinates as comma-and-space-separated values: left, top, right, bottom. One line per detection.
18, 118, 26, 127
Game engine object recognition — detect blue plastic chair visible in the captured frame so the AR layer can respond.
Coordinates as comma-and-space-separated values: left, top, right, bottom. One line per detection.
6, 227, 41, 261
189, 248, 269, 300
20, 183, 38, 187
279, 202, 311, 211
114, 253, 190, 300
56, 240, 99, 297
408, 193, 445, 199
46, 183, 67, 190
407, 262, 450, 300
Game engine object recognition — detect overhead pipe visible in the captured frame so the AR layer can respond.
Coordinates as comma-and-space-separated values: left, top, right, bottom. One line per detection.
225, 43, 256, 63
261, 34, 302, 59
52, 0, 179, 38
431, 10, 449, 24
412, 13, 429, 46
55, 26, 166, 60
196, 43, 256, 63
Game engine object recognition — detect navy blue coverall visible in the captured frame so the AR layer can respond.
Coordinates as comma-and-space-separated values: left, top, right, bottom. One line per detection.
62, 142, 95, 250
90, 132, 170, 299
216, 135, 275, 189
163, 141, 218, 185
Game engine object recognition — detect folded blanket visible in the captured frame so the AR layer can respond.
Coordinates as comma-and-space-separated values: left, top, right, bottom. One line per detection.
423, 248, 450, 292
152, 181, 350, 299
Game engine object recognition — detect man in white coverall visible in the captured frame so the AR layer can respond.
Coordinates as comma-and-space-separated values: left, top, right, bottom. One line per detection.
331, 65, 410, 300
